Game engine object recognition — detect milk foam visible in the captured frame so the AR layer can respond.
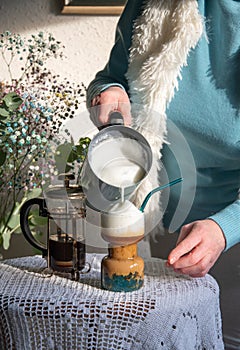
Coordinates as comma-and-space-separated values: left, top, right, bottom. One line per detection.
100, 158, 145, 188
90, 138, 146, 188
101, 200, 144, 240
106, 200, 140, 215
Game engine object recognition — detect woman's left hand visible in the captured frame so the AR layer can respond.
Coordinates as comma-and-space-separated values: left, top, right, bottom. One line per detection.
167, 219, 226, 277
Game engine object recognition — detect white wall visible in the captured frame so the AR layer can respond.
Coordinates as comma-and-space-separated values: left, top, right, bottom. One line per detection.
0, 0, 119, 87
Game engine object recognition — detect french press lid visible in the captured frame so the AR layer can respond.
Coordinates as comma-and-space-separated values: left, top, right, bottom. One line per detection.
44, 173, 86, 200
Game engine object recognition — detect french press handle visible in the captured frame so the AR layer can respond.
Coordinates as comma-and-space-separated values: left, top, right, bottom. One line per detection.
20, 197, 48, 257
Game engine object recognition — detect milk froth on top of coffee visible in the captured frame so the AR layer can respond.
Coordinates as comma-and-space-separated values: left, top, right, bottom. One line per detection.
101, 200, 144, 244
105, 200, 140, 215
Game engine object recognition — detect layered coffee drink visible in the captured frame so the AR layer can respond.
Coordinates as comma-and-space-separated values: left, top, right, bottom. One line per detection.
101, 200, 144, 292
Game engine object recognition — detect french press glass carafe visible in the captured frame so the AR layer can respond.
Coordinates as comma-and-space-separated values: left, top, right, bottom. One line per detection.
20, 173, 90, 280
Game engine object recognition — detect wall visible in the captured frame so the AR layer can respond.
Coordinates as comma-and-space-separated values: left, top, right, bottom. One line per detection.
0, 0, 120, 259
0, 0, 119, 85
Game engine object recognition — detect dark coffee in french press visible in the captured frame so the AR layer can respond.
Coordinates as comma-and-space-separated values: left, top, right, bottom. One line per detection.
20, 174, 90, 280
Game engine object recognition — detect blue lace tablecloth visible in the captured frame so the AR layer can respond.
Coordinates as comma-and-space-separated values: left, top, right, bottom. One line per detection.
0, 254, 224, 350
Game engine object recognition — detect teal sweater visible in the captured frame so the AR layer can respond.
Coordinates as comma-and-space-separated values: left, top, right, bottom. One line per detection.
87, 0, 240, 250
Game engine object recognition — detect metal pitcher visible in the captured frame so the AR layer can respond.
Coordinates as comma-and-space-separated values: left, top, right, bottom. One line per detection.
81, 112, 152, 211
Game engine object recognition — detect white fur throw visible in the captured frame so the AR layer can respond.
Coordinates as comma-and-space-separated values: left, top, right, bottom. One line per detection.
126, 0, 204, 231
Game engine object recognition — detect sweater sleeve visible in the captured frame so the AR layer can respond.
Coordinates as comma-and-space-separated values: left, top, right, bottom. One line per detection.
208, 199, 240, 251
86, 0, 143, 107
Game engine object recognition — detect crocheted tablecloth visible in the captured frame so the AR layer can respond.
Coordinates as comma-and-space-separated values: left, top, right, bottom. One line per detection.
0, 254, 224, 350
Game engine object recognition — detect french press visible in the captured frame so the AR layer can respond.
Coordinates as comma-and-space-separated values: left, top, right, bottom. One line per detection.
20, 173, 90, 280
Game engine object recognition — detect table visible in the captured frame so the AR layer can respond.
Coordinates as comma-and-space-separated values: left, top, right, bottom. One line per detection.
0, 254, 224, 350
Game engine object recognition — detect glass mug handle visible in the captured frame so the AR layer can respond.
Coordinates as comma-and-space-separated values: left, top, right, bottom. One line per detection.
20, 198, 48, 257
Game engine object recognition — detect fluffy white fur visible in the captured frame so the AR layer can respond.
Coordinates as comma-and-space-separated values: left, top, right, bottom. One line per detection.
126, 0, 203, 230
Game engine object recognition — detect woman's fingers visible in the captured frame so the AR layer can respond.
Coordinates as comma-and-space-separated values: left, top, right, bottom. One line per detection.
90, 86, 131, 127
167, 219, 226, 277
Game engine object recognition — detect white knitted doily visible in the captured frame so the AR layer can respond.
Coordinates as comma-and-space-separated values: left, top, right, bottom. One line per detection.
0, 254, 224, 350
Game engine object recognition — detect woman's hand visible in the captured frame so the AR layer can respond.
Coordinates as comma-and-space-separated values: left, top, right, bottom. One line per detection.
167, 219, 226, 277
90, 86, 131, 127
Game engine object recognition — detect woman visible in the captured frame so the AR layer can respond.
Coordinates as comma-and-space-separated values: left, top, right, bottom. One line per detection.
87, 1, 240, 348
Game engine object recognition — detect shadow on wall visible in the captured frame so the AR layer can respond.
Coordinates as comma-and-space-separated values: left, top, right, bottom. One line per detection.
0, 234, 37, 260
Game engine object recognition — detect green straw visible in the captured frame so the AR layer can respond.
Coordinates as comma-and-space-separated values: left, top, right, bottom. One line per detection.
139, 177, 183, 213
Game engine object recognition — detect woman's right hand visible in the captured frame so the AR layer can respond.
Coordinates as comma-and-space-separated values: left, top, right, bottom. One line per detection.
90, 86, 131, 128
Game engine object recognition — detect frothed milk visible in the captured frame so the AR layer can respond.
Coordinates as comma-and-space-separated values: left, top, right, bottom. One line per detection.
90, 138, 147, 188
101, 200, 144, 245
100, 158, 145, 188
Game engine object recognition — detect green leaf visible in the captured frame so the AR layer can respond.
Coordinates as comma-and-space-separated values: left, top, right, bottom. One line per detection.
67, 148, 78, 163
0, 107, 10, 118
12, 201, 22, 215
0, 148, 6, 166
78, 137, 91, 147
2, 229, 11, 250
6, 213, 19, 229
65, 164, 73, 173
26, 188, 42, 200
54, 142, 73, 173
29, 209, 48, 226
3, 92, 23, 111
12, 226, 22, 234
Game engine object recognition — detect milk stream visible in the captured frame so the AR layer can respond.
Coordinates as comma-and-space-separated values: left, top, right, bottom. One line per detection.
121, 187, 124, 203
99, 157, 145, 204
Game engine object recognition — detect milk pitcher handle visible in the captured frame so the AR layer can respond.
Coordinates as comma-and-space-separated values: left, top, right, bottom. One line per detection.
99, 111, 124, 130
20, 198, 48, 257
109, 111, 124, 126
